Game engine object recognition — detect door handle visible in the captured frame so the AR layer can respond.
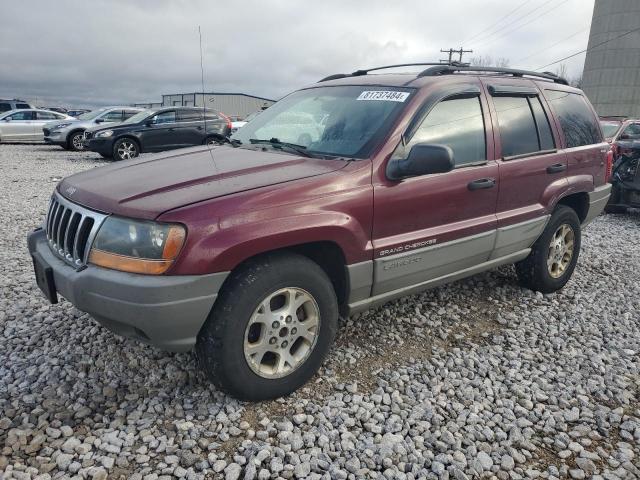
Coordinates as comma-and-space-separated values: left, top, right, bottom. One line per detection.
546, 163, 566, 174
467, 178, 496, 190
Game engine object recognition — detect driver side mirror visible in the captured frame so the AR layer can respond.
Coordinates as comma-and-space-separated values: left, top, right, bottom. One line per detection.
95, 118, 105, 124
386, 143, 455, 181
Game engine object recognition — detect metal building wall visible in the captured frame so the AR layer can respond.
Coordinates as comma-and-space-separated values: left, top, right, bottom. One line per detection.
581, 0, 640, 117
194, 94, 274, 117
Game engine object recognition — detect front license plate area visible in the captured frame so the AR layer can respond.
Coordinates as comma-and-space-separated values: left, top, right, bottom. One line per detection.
32, 252, 58, 304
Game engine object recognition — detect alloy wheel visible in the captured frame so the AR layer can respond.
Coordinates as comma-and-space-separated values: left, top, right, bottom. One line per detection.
547, 223, 575, 278
117, 141, 137, 160
72, 134, 84, 150
243, 287, 320, 379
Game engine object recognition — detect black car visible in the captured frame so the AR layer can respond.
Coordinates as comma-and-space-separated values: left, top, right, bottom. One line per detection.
83, 107, 231, 160
606, 134, 640, 213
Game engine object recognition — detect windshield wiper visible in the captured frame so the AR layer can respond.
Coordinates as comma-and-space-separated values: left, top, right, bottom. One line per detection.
249, 138, 314, 158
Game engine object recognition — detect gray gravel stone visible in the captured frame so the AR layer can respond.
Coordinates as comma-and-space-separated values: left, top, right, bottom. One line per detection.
1, 144, 639, 480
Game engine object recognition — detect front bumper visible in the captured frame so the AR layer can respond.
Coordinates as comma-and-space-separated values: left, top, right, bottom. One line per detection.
27, 229, 228, 352
84, 137, 113, 155
583, 183, 612, 225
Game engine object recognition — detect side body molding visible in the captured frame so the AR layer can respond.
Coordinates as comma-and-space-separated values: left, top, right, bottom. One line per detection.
344, 216, 550, 315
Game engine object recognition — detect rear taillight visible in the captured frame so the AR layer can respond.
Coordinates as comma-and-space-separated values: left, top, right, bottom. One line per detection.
605, 148, 614, 182
220, 113, 232, 132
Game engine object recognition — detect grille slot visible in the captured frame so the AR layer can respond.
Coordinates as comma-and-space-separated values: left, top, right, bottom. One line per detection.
44, 192, 107, 268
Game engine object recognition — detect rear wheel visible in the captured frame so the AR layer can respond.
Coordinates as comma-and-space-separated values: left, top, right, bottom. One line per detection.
67, 131, 85, 151
113, 138, 139, 161
515, 205, 581, 293
196, 252, 338, 401
204, 135, 225, 145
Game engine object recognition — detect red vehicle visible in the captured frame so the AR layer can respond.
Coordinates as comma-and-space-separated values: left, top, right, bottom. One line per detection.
600, 118, 640, 212
28, 63, 611, 400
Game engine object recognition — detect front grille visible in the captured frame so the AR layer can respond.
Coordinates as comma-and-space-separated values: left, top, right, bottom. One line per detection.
43, 128, 51, 136
45, 191, 107, 268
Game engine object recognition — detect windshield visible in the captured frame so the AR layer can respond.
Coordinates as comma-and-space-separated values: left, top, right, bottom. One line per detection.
78, 108, 107, 120
123, 110, 153, 124
600, 120, 622, 138
231, 85, 414, 158
243, 111, 261, 122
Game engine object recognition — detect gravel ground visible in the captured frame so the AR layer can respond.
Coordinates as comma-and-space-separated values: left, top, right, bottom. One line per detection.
1, 143, 639, 480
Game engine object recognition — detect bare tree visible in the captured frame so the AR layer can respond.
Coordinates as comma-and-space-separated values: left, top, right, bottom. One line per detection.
569, 74, 583, 88
554, 63, 568, 79
469, 55, 510, 68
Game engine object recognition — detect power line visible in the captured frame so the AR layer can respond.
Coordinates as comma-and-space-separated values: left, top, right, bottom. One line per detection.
474, 0, 570, 49
514, 27, 588, 66
470, 0, 556, 46
461, 0, 531, 45
535, 25, 640, 70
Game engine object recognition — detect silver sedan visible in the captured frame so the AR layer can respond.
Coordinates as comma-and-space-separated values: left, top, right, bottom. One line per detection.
0, 109, 75, 143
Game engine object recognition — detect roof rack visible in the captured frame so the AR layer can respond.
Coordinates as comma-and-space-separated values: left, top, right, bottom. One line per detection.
417, 65, 568, 85
318, 62, 568, 85
317, 62, 469, 82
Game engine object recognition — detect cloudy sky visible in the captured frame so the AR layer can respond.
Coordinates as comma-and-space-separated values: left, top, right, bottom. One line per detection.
1, 0, 594, 108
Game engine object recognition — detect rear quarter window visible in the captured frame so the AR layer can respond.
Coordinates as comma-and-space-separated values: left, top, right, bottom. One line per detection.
545, 90, 602, 148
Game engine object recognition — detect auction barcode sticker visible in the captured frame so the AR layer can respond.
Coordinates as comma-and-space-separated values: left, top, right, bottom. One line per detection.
357, 91, 410, 102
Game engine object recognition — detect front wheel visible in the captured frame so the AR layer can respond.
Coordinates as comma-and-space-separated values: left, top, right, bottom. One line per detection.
113, 138, 139, 161
196, 252, 338, 401
515, 205, 581, 293
68, 131, 85, 151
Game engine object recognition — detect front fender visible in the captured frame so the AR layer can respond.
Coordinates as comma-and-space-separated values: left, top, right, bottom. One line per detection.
171, 211, 371, 274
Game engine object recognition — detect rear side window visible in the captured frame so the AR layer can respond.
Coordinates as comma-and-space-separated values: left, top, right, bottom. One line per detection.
204, 110, 220, 121
37, 111, 59, 120
408, 96, 486, 166
545, 90, 601, 147
493, 95, 555, 157
16, 104, 30, 109
178, 109, 204, 122
0, 103, 11, 112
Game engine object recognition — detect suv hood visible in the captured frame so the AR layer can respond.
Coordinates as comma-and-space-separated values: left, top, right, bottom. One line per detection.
58, 146, 349, 219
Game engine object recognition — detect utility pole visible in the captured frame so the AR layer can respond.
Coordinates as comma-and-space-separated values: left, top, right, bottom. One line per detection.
440, 47, 473, 64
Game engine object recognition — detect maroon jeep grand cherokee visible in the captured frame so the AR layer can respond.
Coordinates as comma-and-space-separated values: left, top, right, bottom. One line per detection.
28, 63, 612, 400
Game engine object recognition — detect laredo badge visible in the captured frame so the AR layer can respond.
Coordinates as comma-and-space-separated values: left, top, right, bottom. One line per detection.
357, 91, 410, 102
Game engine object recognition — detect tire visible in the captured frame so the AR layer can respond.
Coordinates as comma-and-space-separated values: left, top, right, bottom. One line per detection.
515, 205, 581, 294
67, 131, 85, 151
112, 138, 139, 161
196, 252, 338, 401
204, 135, 223, 145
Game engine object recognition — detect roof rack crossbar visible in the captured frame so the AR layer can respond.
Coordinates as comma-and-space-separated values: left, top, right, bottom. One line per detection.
417, 65, 568, 85
317, 61, 469, 82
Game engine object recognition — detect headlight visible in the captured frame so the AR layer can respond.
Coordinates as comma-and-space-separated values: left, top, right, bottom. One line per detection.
88, 217, 186, 274
96, 130, 113, 138
54, 123, 72, 129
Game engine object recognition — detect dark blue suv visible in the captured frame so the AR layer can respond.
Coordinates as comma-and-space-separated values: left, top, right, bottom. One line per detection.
83, 107, 231, 160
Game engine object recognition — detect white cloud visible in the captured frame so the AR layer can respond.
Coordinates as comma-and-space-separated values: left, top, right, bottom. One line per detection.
0, 0, 594, 107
